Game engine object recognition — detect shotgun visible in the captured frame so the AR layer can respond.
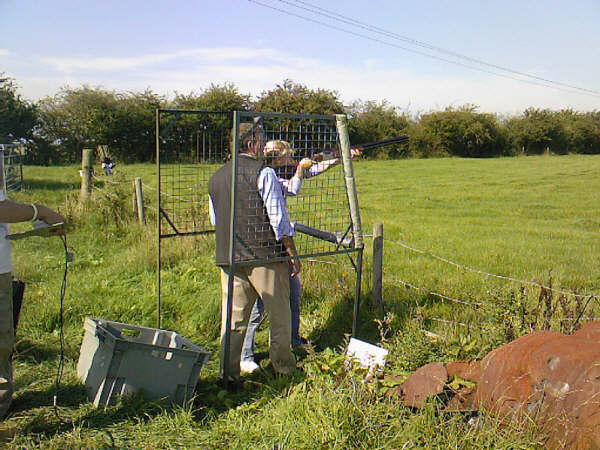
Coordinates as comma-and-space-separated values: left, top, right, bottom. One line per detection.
311, 135, 409, 162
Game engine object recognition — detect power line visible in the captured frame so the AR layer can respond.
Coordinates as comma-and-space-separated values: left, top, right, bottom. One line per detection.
247, 0, 600, 99
287, 0, 600, 97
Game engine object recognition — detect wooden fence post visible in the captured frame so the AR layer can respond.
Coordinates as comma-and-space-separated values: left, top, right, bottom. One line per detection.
135, 177, 146, 225
371, 222, 384, 306
80, 148, 93, 201
132, 179, 138, 213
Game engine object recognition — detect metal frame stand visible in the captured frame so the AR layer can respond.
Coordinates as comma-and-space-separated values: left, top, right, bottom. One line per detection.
156, 110, 364, 388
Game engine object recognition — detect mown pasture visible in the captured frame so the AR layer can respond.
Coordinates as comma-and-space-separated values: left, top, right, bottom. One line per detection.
2, 154, 599, 448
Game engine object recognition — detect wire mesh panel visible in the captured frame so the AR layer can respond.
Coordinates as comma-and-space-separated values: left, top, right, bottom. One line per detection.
0, 144, 23, 192
230, 111, 358, 265
157, 110, 232, 238
156, 109, 363, 334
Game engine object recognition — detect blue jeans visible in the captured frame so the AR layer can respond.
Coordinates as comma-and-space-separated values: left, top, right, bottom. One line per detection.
241, 274, 302, 362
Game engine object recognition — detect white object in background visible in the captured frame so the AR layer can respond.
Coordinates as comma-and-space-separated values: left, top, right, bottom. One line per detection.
346, 338, 388, 372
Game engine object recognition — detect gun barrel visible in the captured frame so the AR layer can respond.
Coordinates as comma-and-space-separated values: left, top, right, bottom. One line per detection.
355, 136, 409, 151
309, 135, 409, 162
293, 223, 353, 247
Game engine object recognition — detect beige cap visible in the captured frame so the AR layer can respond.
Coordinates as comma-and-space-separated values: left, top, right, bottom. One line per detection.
264, 140, 295, 158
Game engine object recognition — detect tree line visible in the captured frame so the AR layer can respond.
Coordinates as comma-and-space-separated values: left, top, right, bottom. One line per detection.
2, 76, 599, 164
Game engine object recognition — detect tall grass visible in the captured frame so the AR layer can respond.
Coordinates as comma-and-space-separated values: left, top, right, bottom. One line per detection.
2, 154, 598, 448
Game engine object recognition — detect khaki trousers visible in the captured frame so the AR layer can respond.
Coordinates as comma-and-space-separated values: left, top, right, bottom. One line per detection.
0, 273, 13, 419
220, 262, 296, 379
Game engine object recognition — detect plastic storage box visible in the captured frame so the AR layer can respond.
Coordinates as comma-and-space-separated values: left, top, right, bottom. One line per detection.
77, 317, 211, 407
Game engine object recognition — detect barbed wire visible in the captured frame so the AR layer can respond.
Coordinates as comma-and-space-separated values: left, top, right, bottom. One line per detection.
429, 317, 468, 327
384, 237, 598, 299
144, 185, 206, 206
141, 182, 156, 191
91, 185, 121, 202
389, 276, 481, 308
144, 182, 197, 193
92, 174, 135, 185
306, 258, 340, 265
304, 258, 354, 269
144, 181, 193, 198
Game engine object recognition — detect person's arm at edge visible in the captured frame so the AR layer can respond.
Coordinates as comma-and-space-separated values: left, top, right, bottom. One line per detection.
305, 148, 361, 179
0, 200, 65, 225
306, 158, 338, 178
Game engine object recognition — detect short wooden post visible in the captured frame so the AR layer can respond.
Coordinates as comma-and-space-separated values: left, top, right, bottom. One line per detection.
371, 222, 384, 306
135, 177, 146, 225
132, 179, 138, 213
80, 148, 94, 201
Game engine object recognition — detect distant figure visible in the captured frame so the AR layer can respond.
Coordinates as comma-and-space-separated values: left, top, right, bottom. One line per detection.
101, 156, 115, 175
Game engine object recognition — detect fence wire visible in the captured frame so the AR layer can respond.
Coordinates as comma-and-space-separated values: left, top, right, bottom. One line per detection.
384, 236, 599, 299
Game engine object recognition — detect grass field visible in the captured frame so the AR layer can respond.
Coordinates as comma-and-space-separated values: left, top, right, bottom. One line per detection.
2, 154, 599, 448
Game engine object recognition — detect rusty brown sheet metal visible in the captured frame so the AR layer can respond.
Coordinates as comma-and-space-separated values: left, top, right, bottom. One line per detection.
385, 362, 447, 408
387, 321, 600, 449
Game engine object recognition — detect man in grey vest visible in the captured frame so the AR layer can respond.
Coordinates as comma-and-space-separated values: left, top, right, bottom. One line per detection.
208, 122, 298, 384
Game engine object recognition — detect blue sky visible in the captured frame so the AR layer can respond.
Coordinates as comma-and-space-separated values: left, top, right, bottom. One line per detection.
1, 0, 599, 114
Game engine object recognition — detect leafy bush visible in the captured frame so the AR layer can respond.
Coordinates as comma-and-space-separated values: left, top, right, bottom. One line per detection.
0, 74, 37, 142
254, 79, 344, 115
347, 100, 411, 158
3, 74, 600, 163
409, 105, 506, 158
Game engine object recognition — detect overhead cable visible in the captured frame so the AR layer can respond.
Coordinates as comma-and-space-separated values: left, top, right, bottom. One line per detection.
247, 0, 600, 98
286, 0, 600, 97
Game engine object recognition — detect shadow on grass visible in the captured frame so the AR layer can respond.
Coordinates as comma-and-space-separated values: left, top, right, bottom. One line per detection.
11, 387, 170, 447
14, 338, 59, 364
305, 294, 378, 350
12, 373, 306, 446
307, 282, 441, 351
193, 367, 305, 420
24, 179, 78, 191
12, 382, 88, 414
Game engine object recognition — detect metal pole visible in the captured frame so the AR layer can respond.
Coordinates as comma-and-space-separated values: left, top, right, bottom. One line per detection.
0, 146, 5, 193
353, 250, 363, 337
372, 222, 384, 306
336, 114, 364, 336
336, 115, 363, 249
221, 111, 240, 384
156, 109, 162, 329
18, 155, 23, 191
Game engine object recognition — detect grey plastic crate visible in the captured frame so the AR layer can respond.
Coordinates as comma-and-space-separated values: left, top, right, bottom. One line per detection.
77, 317, 211, 407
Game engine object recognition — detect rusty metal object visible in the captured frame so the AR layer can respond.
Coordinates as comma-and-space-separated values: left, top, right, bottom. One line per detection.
386, 362, 447, 407
388, 322, 600, 448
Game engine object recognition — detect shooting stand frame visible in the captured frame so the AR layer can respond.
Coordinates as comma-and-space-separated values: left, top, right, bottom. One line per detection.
156, 109, 364, 382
